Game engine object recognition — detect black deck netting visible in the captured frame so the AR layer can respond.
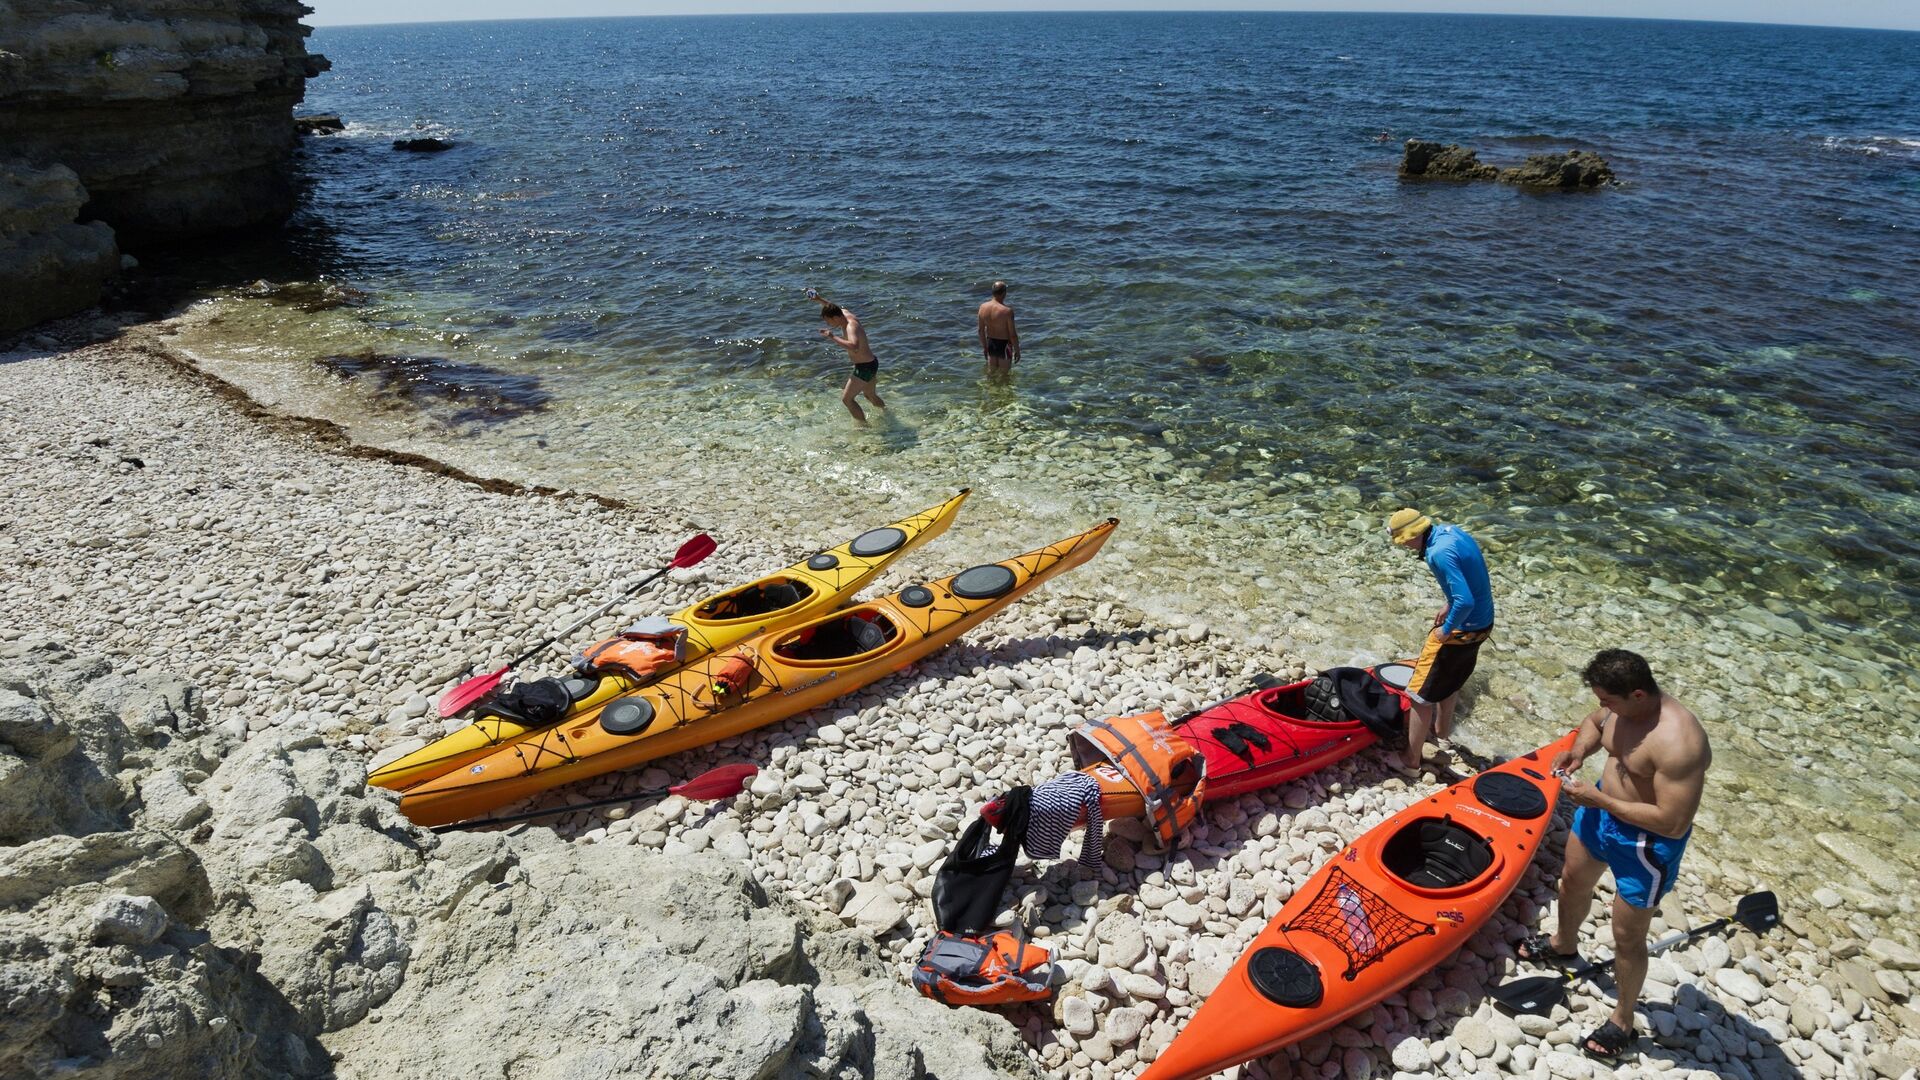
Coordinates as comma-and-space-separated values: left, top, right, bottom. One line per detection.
1283, 865, 1435, 979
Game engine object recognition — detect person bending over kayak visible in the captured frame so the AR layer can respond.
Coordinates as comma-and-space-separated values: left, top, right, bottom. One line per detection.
1521, 648, 1710, 1063
976, 280, 1020, 379
815, 298, 886, 424
1387, 508, 1494, 772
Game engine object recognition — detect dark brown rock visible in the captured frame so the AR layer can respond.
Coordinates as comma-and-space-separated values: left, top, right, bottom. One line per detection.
1499, 150, 1617, 189
0, 159, 119, 335
1399, 140, 1498, 180
392, 137, 454, 153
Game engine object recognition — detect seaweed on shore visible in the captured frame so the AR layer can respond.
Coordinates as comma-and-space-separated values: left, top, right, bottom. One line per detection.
317, 350, 550, 425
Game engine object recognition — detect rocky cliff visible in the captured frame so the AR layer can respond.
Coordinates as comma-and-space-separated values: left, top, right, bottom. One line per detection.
0, 0, 328, 332
0, 639, 1038, 1080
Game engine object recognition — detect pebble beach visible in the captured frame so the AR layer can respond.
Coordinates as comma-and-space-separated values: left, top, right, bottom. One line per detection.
5, 315, 1918, 1079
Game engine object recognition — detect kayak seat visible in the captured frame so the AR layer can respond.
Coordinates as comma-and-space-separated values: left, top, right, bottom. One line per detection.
1381, 817, 1494, 890
775, 612, 897, 661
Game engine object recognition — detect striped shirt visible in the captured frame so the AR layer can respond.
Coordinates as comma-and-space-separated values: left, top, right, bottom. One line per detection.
1002, 771, 1104, 870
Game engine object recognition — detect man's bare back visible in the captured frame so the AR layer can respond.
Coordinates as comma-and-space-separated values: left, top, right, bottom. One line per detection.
977, 281, 1019, 375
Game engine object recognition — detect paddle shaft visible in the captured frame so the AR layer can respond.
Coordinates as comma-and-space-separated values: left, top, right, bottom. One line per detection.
505, 564, 679, 669
1561, 914, 1736, 983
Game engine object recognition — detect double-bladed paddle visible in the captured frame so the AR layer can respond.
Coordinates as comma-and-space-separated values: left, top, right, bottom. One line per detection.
1491, 890, 1780, 1016
435, 532, 717, 719
430, 762, 758, 834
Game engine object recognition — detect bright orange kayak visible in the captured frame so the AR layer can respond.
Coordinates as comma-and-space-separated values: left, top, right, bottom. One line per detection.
398, 518, 1118, 827
1140, 729, 1577, 1080
368, 490, 970, 791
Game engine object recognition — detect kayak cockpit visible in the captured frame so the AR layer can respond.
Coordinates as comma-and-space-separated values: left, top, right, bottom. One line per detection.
693, 576, 817, 624
1380, 817, 1497, 894
772, 610, 898, 664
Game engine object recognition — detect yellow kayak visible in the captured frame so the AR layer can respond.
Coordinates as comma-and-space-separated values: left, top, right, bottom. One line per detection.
399, 517, 1117, 827
368, 489, 970, 791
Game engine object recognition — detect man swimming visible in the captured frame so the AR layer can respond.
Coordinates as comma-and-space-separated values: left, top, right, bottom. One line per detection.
976, 280, 1020, 378
814, 296, 886, 424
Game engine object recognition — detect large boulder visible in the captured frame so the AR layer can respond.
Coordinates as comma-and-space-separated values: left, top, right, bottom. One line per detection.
0, 639, 1041, 1079
0, 159, 118, 334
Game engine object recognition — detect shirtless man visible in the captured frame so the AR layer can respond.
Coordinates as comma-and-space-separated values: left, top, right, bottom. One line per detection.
815, 298, 886, 424
976, 281, 1020, 378
1521, 648, 1711, 1063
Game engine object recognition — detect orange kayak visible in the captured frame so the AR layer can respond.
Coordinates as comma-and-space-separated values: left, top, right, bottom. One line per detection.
369, 490, 970, 791
398, 518, 1118, 827
1140, 729, 1577, 1080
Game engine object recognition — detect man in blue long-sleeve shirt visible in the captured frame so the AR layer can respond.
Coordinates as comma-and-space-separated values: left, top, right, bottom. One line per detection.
1388, 508, 1495, 771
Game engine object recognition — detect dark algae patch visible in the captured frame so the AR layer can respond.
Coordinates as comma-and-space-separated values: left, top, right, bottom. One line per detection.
317, 351, 551, 425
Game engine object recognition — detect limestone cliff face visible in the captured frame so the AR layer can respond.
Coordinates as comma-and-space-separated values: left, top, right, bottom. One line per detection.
0, 159, 119, 333
0, 0, 329, 242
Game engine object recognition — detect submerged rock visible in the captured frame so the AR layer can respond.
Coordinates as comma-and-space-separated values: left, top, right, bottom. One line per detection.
393, 137, 454, 153
241, 277, 370, 312
317, 350, 552, 424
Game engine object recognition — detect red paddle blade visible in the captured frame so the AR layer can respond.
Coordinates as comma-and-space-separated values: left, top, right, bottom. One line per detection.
437, 665, 509, 718
671, 533, 717, 569
669, 763, 758, 801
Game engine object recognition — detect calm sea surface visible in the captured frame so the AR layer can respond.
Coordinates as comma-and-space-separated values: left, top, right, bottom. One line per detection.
165, 13, 1920, 893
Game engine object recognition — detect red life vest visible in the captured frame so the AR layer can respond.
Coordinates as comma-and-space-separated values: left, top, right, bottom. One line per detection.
911, 929, 1054, 1007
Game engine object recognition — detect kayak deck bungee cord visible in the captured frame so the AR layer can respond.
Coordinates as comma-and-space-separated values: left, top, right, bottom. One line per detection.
368, 489, 970, 791
398, 517, 1118, 828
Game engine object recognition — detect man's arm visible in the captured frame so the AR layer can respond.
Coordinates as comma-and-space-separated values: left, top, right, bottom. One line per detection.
1007, 310, 1020, 362
1590, 739, 1707, 838
1433, 549, 1475, 636
977, 306, 989, 353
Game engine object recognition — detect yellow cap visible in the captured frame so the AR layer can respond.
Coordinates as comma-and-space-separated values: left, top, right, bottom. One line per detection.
1388, 508, 1432, 545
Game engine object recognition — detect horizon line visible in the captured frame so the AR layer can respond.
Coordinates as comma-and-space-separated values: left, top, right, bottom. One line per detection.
305, 8, 1920, 34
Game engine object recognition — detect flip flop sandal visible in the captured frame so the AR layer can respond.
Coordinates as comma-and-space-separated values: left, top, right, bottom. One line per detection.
1581, 1019, 1636, 1062
1516, 932, 1581, 967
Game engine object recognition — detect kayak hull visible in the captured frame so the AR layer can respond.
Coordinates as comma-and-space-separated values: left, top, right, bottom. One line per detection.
399, 519, 1118, 827
368, 490, 970, 790
1139, 730, 1576, 1080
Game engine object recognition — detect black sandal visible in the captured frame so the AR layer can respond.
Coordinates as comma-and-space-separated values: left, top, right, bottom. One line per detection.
1516, 932, 1580, 967
1581, 1019, 1636, 1062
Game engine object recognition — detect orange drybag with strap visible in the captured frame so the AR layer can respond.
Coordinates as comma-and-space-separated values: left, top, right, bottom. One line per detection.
911, 928, 1054, 1007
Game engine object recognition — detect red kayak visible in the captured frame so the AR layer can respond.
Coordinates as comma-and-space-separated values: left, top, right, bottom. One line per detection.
1139, 729, 1578, 1080
1093, 663, 1415, 819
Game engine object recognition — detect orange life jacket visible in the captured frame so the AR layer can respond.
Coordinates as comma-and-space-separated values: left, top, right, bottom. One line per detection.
578, 626, 685, 682
1071, 711, 1206, 846
912, 929, 1054, 1007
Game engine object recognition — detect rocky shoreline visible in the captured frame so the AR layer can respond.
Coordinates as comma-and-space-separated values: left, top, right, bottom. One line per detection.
3, 322, 1917, 1079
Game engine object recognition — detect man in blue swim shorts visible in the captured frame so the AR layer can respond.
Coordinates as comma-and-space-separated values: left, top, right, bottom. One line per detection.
1519, 649, 1711, 1063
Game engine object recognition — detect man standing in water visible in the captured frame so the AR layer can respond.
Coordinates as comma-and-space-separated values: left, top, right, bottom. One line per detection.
1522, 649, 1710, 1063
813, 295, 886, 424
976, 281, 1020, 378
1387, 507, 1494, 771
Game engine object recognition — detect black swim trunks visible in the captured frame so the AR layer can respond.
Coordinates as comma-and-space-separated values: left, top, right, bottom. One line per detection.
852, 360, 879, 383
985, 337, 1010, 361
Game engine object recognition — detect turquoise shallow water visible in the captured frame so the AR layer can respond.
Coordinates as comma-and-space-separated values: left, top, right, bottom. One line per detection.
159, 13, 1920, 896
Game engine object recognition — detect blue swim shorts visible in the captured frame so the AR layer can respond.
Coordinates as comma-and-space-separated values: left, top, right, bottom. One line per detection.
1570, 799, 1690, 909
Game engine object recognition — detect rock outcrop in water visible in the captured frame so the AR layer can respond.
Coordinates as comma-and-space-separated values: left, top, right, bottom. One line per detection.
0, 639, 1036, 1079
1400, 139, 1616, 189
0, 0, 330, 332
